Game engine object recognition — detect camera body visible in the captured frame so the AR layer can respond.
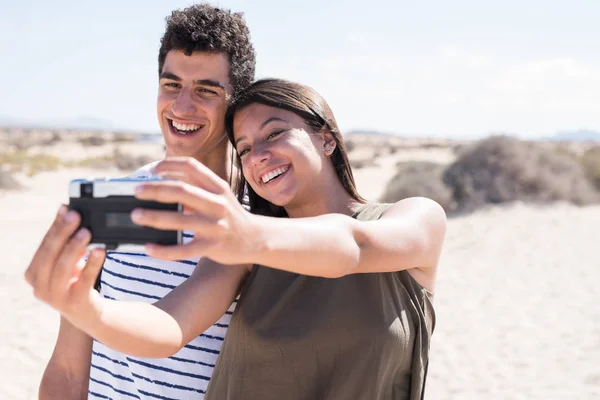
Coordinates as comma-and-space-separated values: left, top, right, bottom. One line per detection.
68, 177, 182, 250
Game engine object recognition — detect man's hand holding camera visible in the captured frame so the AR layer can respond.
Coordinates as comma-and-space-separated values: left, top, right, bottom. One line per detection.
25, 156, 261, 332
24, 206, 106, 331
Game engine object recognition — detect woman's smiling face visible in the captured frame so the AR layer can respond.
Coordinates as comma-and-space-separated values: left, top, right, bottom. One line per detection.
233, 103, 335, 208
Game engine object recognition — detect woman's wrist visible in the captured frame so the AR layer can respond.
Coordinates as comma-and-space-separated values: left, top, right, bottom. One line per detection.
245, 214, 271, 265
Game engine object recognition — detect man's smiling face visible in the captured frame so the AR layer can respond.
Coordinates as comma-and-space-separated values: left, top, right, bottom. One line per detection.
157, 50, 232, 160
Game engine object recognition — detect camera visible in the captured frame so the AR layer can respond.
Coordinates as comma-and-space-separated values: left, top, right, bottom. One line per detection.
68, 177, 182, 250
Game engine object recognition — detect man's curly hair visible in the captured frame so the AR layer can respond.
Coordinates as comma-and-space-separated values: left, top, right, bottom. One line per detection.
158, 4, 256, 98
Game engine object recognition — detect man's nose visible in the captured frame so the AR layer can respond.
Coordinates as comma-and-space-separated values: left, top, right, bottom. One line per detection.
171, 88, 196, 117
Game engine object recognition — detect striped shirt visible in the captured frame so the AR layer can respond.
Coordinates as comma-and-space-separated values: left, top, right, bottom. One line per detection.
88, 162, 234, 400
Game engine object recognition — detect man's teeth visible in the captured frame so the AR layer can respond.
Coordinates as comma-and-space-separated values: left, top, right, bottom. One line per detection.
172, 120, 201, 133
262, 166, 289, 183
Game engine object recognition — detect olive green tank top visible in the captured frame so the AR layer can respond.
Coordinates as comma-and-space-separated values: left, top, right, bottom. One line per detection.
205, 203, 435, 400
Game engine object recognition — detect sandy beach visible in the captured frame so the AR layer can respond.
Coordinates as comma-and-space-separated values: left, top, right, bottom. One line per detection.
1, 136, 599, 400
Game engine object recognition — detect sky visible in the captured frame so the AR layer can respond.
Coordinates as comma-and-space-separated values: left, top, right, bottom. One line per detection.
1, 0, 599, 138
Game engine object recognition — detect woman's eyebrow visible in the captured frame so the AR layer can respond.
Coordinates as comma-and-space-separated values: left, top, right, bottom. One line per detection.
234, 136, 247, 147
234, 117, 289, 147
260, 117, 288, 129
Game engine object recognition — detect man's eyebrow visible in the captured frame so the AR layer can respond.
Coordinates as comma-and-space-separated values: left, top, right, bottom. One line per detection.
159, 73, 225, 91
194, 79, 226, 90
159, 72, 181, 81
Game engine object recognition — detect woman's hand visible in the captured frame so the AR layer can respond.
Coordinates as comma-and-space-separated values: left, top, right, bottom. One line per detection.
24, 206, 106, 328
131, 157, 263, 264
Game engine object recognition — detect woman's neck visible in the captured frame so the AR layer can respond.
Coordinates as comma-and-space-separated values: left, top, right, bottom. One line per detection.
284, 176, 365, 219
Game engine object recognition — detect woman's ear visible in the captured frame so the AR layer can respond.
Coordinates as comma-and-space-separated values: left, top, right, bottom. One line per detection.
320, 129, 337, 157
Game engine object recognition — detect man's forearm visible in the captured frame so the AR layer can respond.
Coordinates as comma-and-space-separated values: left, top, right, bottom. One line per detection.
39, 316, 93, 400
39, 361, 89, 400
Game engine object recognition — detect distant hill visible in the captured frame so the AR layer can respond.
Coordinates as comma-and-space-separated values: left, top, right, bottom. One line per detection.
545, 129, 600, 142
345, 129, 395, 136
0, 116, 19, 126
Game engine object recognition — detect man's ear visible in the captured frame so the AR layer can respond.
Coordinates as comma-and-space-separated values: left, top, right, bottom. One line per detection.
320, 129, 337, 157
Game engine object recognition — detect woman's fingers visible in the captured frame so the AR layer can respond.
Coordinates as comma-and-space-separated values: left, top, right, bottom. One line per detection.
151, 157, 228, 194
131, 208, 219, 236
135, 180, 227, 217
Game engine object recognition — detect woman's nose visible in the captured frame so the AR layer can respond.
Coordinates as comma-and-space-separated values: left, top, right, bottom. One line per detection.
249, 145, 270, 166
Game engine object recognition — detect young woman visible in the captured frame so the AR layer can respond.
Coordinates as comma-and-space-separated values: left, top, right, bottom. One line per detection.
26, 79, 446, 400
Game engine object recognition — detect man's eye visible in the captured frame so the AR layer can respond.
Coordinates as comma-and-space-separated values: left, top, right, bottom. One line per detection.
163, 82, 180, 88
198, 88, 218, 95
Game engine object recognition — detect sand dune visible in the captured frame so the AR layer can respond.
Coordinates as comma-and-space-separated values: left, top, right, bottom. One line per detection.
1, 141, 599, 399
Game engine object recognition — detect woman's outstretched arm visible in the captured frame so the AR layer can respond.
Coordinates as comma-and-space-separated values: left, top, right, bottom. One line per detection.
131, 158, 446, 290
248, 197, 447, 282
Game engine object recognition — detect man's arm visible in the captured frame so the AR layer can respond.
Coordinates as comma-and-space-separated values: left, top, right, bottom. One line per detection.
39, 316, 93, 400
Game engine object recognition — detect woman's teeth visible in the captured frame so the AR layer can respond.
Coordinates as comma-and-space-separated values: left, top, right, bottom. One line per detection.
261, 166, 289, 183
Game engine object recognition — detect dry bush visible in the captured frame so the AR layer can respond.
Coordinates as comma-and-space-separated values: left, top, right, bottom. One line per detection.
7, 137, 34, 152
552, 142, 579, 160
443, 135, 599, 212
0, 169, 22, 190
581, 146, 600, 190
451, 143, 470, 157
389, 145, 405, 154
74, 154, 116, 170
0, 151, 63, 176
43, 132, 63, 146
112, 134, 137, 143
350, 158, 379, 169
344, 139, 356, 153
113, 149, 154, 172
5, 129, 60, 151
75, 149, 153, 172
77, 135, 107, 147
419, 142, 449, 149
380, 162, 454, 211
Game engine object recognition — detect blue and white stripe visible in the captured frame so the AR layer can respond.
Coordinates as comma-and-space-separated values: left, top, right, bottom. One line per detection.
88, 162, 234, 400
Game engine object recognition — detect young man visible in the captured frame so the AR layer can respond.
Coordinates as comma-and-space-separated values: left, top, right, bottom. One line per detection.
30, 4, 256, 399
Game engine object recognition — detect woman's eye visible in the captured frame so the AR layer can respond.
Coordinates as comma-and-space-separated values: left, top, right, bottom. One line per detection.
267, 130, 284, 140
238, 148, 250, 157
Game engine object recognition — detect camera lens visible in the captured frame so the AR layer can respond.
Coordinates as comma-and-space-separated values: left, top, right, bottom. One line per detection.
81, 183, 93, 198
